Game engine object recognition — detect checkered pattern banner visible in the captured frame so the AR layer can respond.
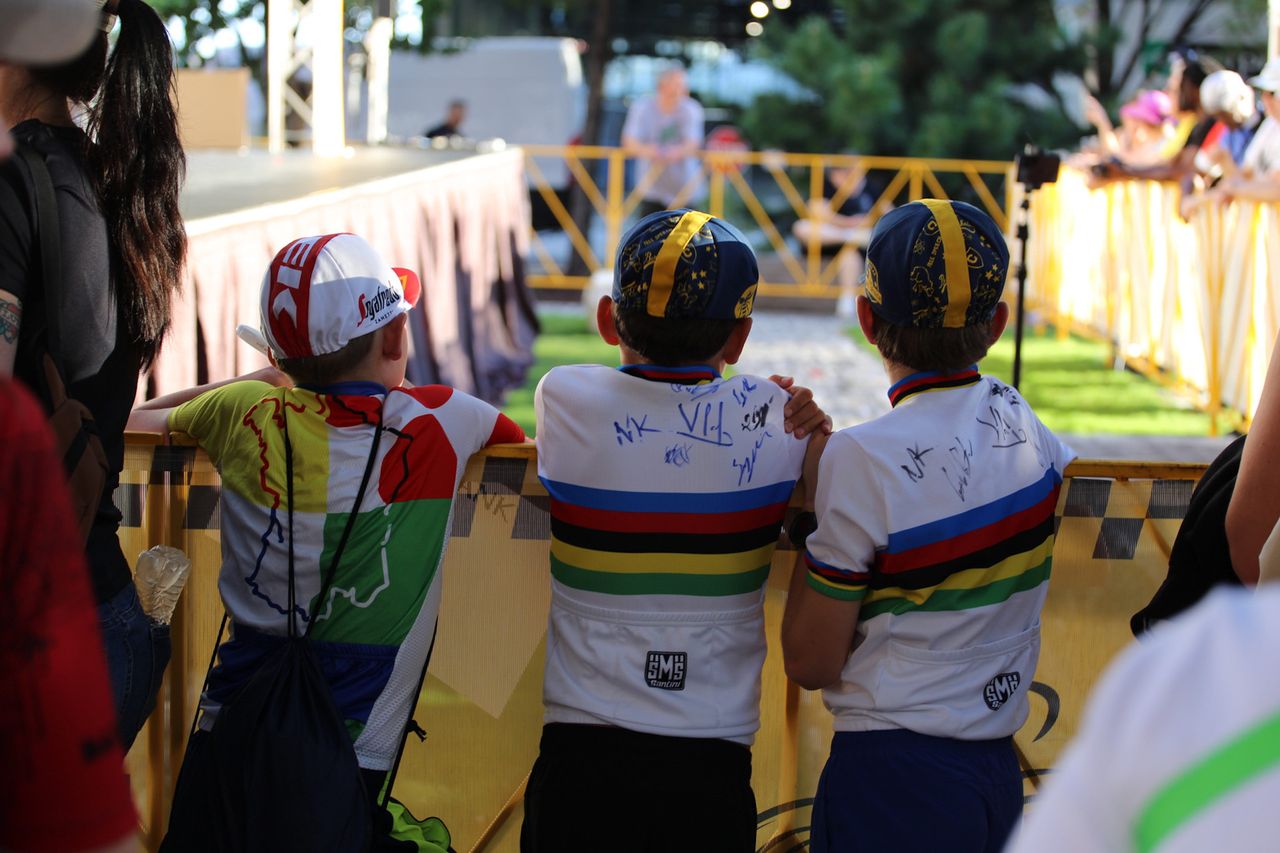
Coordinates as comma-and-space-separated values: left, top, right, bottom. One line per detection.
115, 441, 1206, 850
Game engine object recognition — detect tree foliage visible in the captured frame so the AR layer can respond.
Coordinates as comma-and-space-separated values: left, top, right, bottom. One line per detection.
741, 0, 1089, 160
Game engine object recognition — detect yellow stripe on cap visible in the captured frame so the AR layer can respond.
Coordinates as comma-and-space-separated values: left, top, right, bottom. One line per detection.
920, 199, 972, 328
647, 211, 714, 317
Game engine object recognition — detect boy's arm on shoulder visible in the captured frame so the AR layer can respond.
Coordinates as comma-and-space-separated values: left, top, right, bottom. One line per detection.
768, 374, 833, 439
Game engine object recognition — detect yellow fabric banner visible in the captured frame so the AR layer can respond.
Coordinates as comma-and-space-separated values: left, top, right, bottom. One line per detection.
117, 441, 1202, 851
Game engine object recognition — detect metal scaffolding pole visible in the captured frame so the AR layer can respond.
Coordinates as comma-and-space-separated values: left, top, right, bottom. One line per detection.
1272, 0, 1280, 60
365, 15, 393, 144
266, 0, 345, 155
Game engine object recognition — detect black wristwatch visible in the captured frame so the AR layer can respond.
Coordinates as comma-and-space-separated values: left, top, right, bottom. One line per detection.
787, 511, 818, 549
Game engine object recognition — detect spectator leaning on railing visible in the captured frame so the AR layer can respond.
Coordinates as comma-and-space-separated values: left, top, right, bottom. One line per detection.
0, 4, 142, 853
1180, 69, 1260, 218
1091, 49, 1221, 190
1198, 59, 1280, 205
1195, 70, 1259, 175
1076, 90, 1173, 167
621, 67, 705, 219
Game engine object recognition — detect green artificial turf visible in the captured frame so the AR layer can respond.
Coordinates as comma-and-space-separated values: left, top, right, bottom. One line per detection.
503, 311, 619, 434
502, 311, 1214, 437
850, 325, 1214, 436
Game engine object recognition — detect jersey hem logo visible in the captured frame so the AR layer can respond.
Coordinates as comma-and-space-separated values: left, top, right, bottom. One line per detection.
983, 671, 1021, 711
645, 651, 686, 690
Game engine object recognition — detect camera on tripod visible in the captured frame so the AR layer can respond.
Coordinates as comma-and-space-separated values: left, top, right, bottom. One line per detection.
1015, 145, 1061, 191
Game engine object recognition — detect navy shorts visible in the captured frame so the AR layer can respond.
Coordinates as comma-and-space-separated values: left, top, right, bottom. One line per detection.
811, 729, 1023, 853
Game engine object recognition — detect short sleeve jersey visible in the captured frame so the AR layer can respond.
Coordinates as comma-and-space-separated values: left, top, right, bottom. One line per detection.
1008, 587, 1280, 853
170, 379, 524, 769
621, 95, 706, 205
535, 364, 808, 743
804, 369, 1075, 740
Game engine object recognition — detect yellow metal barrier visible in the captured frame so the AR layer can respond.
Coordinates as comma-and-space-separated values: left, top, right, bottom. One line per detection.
119, 435, 1202, 851
522, 145, 1016, 299
1026, 168, 1280, 429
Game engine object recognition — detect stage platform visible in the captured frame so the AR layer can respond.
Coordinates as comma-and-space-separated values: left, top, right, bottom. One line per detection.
181, 145, 479, 221
155, 144, 538, 404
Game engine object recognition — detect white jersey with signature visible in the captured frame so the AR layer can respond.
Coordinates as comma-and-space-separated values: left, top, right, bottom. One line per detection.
803, 368, 1075, 740
535, 363, 808, 743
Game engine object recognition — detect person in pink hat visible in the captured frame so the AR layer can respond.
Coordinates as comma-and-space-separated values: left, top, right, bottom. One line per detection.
1080, 89, 1173, 166
130, 233, 527, 850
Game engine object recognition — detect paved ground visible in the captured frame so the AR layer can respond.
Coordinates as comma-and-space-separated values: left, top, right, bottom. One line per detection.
735, 311, 892, 429
737, 311, 1233, 463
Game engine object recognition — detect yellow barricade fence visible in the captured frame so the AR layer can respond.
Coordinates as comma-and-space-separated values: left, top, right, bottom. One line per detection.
1027, 168, 1280, 429
522, 145, 1016, 300
118, 437, 1204, 851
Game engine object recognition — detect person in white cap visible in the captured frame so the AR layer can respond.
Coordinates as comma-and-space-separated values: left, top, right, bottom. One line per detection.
130, 233, 527, 849
1, 0, 187, 757
0, 4, 144, 853
1200, 58, 1280, 203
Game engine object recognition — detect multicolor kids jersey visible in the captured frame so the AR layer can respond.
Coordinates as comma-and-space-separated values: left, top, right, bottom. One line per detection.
170, 379, 524, 769
535, 364, 808, 743
805, 369, 1075, 740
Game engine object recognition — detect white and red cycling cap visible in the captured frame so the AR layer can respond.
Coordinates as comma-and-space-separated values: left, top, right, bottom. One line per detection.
259, 233, 421, 361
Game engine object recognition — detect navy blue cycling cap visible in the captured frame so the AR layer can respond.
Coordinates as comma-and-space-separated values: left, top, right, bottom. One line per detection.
863, 199, 1009, 329
613, 209, 759, 320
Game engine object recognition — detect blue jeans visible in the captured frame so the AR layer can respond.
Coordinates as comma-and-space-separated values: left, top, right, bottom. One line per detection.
98, 583, 171, 751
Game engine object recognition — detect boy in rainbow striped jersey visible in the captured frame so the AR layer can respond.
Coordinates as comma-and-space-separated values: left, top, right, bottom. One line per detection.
782, 200, 1076, 853
130, 233, 525, 848
523, 209, 831, 851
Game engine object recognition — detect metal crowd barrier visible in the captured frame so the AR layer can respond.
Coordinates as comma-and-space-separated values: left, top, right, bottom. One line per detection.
520, 145, 1016, 299
1026, 168, 1280, 430
118, 435, 1204, 851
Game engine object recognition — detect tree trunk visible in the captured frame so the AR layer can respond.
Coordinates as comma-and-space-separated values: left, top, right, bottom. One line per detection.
566, 0, 614, 277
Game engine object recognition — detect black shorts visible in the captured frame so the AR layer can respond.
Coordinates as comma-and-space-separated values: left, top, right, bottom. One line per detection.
520, 723, 756, 853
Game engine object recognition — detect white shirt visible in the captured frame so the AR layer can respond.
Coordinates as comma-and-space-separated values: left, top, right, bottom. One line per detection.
1007, 586, 1280, 852
1242, 116, 1280, 176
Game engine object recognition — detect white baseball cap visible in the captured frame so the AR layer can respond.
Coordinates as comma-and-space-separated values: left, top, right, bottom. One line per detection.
1249, 58, 1280, 94
259, 233, 421, 361
0, 0, 102, 66
1201, 70, 1254, 124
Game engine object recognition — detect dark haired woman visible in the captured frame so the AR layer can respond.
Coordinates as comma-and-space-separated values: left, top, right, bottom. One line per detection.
0, 0, 186, 750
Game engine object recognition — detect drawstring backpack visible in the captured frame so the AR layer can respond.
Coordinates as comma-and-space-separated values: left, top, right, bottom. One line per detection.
166, 405, 382, 852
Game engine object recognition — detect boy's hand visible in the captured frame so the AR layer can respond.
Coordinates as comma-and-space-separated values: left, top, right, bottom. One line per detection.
771, 375, 834, 439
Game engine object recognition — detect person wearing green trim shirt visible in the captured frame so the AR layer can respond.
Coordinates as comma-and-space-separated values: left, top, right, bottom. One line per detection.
1007, 584, 1280, 852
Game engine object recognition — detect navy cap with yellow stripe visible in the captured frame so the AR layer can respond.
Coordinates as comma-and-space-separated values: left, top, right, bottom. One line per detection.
863, 199, 1009, 329
613, 209, 759, 320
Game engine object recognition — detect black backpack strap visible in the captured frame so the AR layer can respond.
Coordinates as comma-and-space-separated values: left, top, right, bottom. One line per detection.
13, 144, 68, 380
188, 612, 230, 740
288, 400, 385, 640
378, 616, 439, 808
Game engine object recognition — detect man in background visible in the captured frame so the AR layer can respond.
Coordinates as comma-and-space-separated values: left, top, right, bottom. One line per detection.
425, 98, 467, 139
622, 67, 705, 219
